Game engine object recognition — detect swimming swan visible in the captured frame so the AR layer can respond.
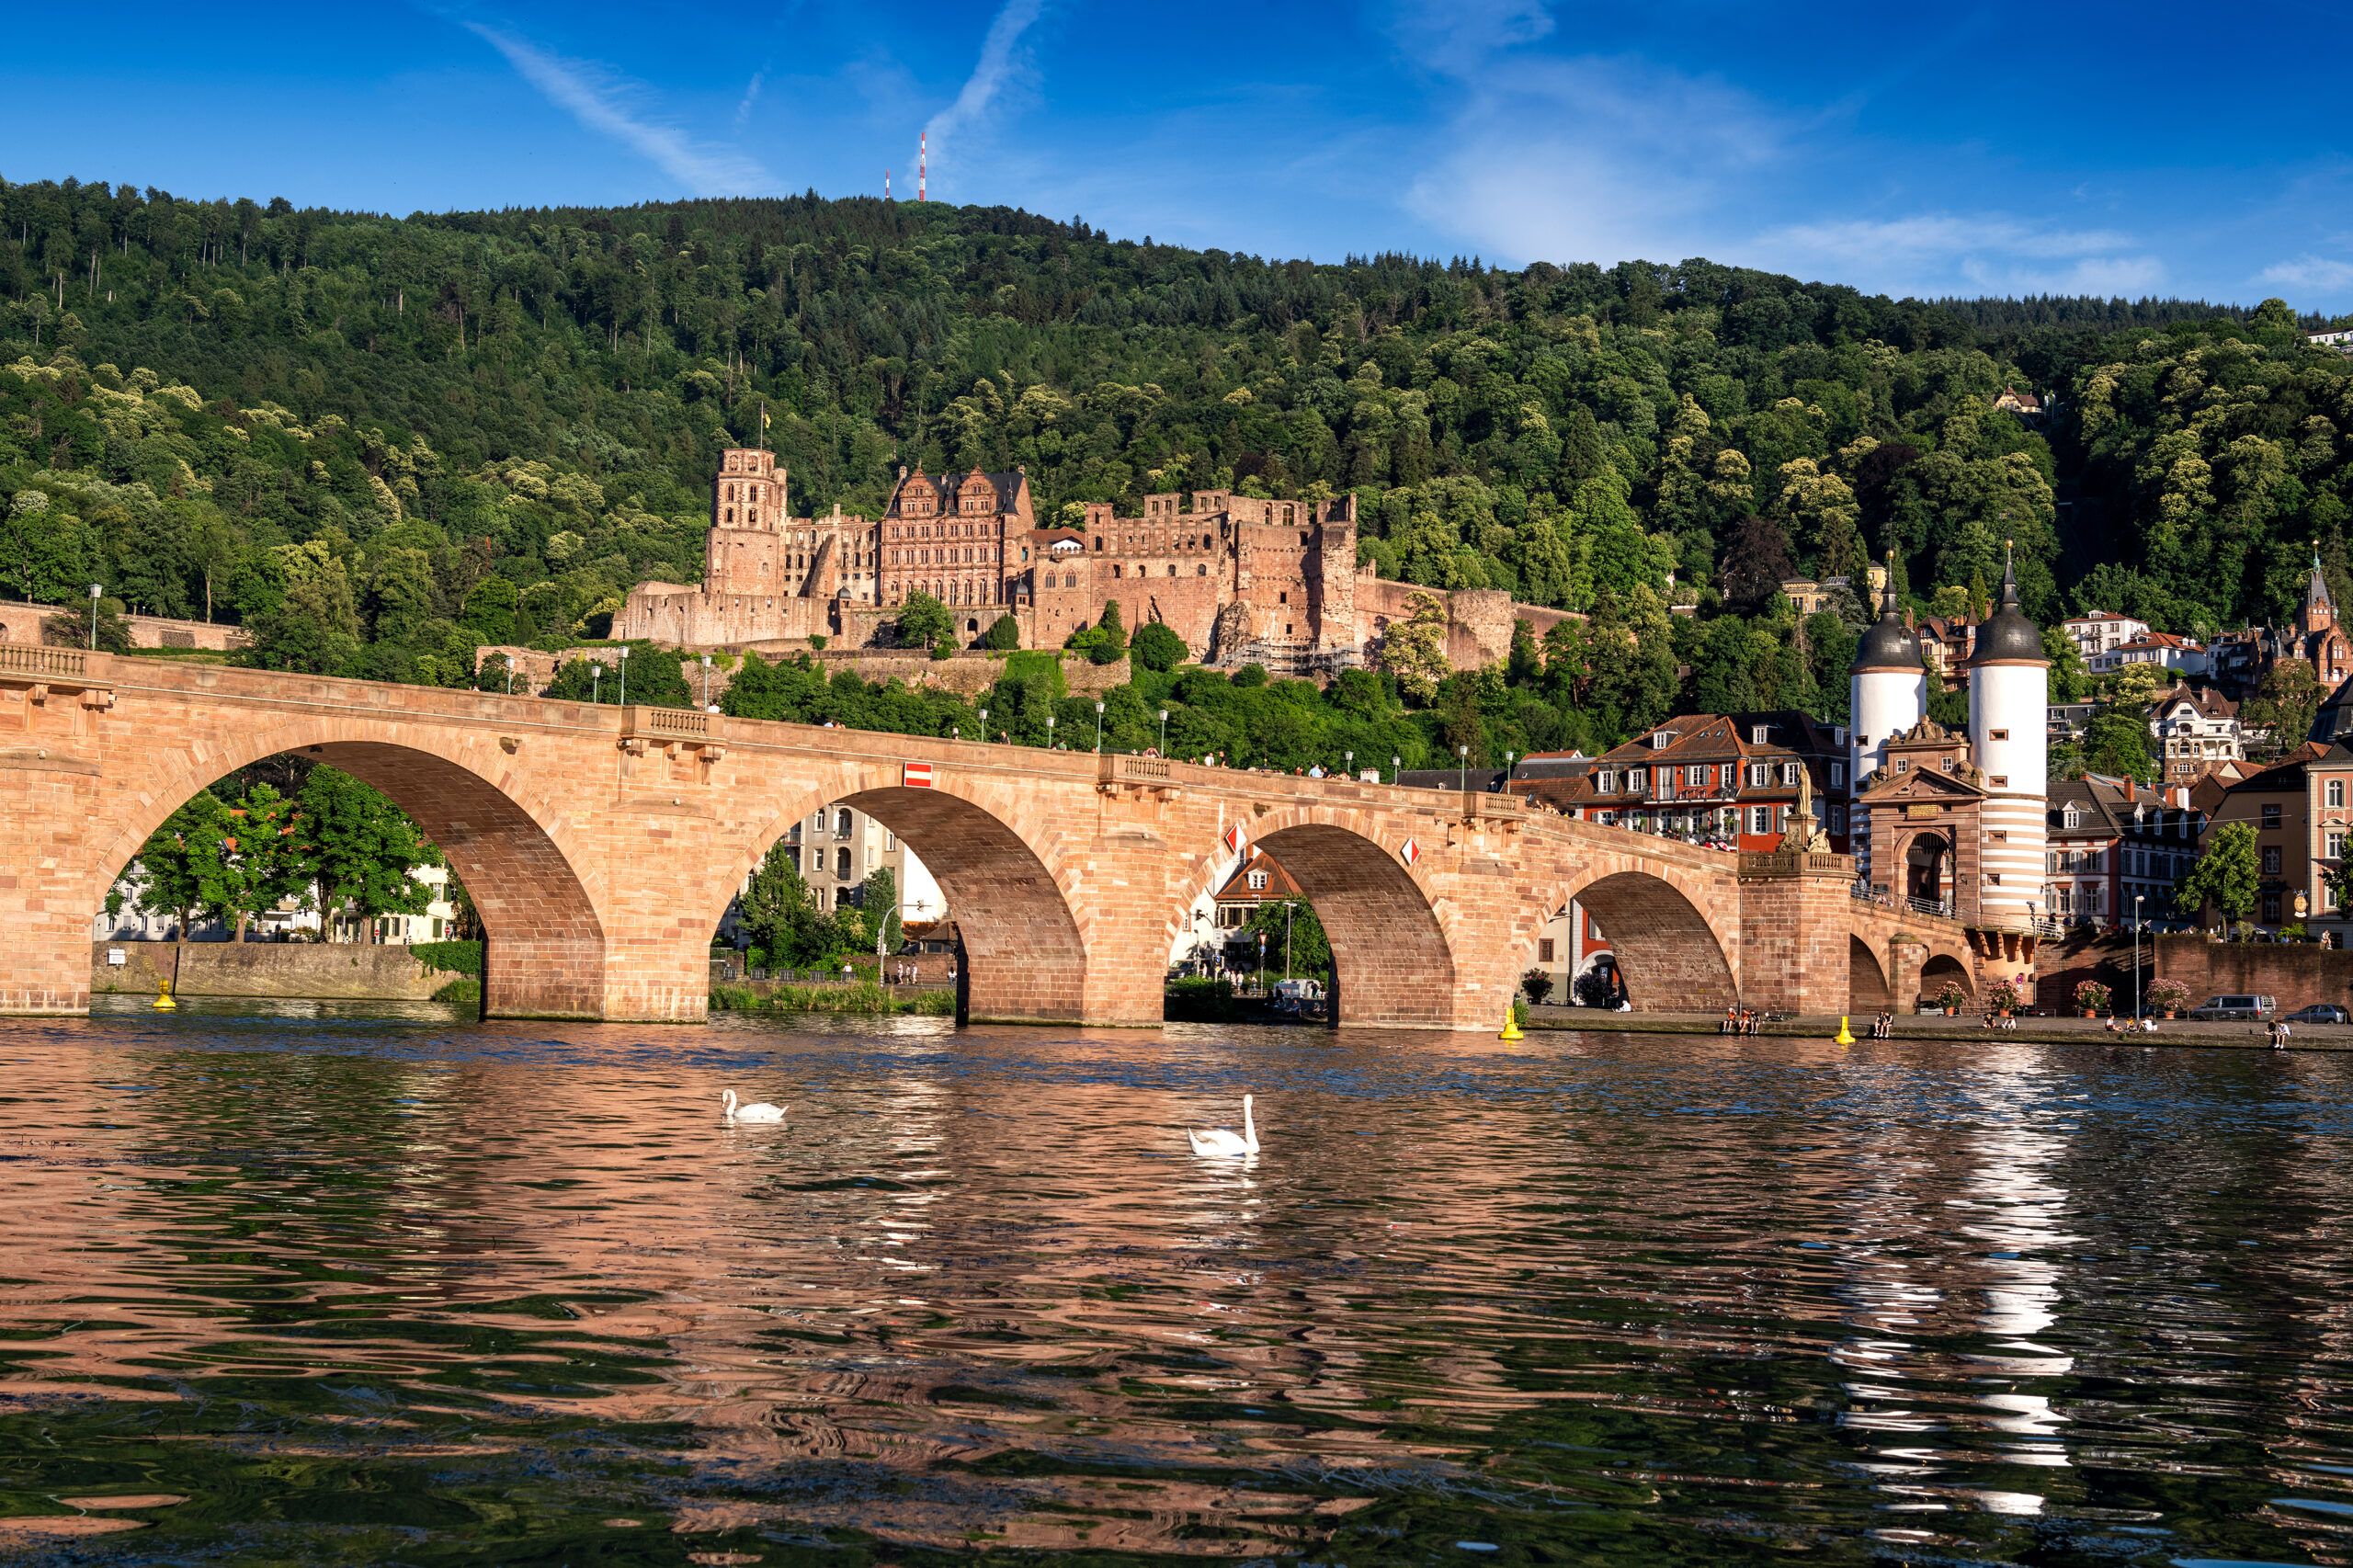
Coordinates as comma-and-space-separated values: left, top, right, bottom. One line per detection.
722, 1089, 786, 1124
1188, 1094, 1259, 1157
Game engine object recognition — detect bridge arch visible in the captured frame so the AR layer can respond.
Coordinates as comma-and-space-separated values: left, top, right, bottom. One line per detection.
1849, 935, 1893, 1015
1170, 805, 1462, 1028
1518, 860, 1741, 1013
710, 765, 1093, 1025
87, 718, 608, 1019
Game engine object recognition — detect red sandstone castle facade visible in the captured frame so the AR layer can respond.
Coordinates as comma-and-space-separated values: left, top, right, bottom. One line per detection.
616, 449, 1571, 672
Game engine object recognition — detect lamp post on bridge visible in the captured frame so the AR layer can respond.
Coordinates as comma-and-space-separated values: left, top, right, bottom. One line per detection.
1458, 744, 1469, 794
979, 708, 989, 744
700, 653, 713, 710
86, 583, 100, 652
1094, 699, 1105, 755
591, 664, 601, 705
618, 644, 630, 707
2134, 892, 2145, 1022
1158, 709, 1168, 755
1392, 754, 1402, 786
1046, 714, 1056, 750
505, 654, 516, 695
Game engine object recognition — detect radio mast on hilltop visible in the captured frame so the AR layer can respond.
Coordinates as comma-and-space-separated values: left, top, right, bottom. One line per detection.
885, 168, 892, 202
919, 131, 927, 201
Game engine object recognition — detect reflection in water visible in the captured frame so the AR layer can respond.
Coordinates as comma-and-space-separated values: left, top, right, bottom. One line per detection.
5, 1007, 2353, 1562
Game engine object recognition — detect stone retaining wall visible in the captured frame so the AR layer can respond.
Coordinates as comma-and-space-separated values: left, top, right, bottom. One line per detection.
2154, 933, 2353, 1010
92, 941, 449, 1001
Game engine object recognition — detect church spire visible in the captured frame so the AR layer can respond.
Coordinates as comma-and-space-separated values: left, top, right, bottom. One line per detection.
2303, 549, 2334, 635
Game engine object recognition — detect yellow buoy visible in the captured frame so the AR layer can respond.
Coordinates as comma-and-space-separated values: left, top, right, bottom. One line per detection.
153, 983, 176, 1011
1834, 1014, 1854, 1045
1499, 1006, 1525, 1041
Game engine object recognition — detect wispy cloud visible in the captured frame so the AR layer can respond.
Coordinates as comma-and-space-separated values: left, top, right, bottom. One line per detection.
467, 23, 769, 196
922, 0, 1047, 194
1401, 53, 1783, 268
2261, 254, 2353, 295
1384, 0, 1554, 74
734, 68, 767, 131
1757, 212, 2163, 296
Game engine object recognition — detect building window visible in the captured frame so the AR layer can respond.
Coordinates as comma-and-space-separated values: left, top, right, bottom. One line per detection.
2262, 846, 2282, 875
1629, 768, 1647, 792
1991, 776, 2008, 788
1247, 870, 1268, 890
1538, 938, 1555, 963
1990, 729, 2009, 742
2264, 892, 2283, 923
835, 847, 851, 879
1686, 765, 1707, 787
2331, 779, 2347, 809
1894, 759, 1909, 773
1749, 806, 1770, 834
1830, 762, 1845, 787
1829, 805, 1846, 833
1782, 763, 1801, 786
2264, 804, 2283, 828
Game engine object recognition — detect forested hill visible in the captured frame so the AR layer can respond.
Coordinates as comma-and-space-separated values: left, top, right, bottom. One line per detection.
2, 177, 2349, 691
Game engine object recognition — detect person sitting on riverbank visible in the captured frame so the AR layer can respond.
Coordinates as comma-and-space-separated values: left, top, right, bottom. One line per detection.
1720, 1006, 1738, 1035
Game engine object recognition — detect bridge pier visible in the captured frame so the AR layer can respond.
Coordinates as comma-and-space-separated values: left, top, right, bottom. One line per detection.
1737, 846, 1859, 1017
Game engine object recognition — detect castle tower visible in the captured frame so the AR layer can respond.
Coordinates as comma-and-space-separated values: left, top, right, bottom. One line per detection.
705, 448, 789, 597
1966, 544, 2048, 932
1848, 556, 1925, 885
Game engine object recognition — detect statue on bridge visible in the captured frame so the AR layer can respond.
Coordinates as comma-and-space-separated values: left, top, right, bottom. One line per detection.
1783, 767, 1832, 854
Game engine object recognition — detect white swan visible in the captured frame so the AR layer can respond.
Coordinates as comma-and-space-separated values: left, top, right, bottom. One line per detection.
1188, 1094, 1259, 1157
722, 1088, 786, 1124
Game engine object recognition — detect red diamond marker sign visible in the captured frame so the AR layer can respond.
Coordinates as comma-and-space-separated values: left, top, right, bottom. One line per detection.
1223, 822, 1245, 856
1400, 837, 1420, 866
903, 761, 936, 789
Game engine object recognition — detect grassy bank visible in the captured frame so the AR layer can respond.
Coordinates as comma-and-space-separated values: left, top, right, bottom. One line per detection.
711, 981, 954, 1017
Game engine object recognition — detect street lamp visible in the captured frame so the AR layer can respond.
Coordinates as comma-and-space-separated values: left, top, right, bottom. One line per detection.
505, 654, 517, 695
1094, 699, 1106, 754
1284, 900, 1294, 980
617, 644, 630, 707
699, 653, 713, 710
1256, 930, 1267, 994
1392, 753, 1402, 785
1458, 743, 1470, 793
2134, 892, 2146, 1020
979, 707, 989, 742
591, 664, 601, 705
1506, 750, 1517, 784
1046, 714, 1056, 749
1158, 709, 1168, 754
86, 583, 100, 651
1345, 750, 1354, 779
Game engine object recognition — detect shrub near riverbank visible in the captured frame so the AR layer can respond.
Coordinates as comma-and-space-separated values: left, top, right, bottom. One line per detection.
711, 981, 953, 1017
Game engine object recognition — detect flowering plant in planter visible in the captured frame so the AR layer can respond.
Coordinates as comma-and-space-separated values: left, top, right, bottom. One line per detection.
1937, 981, 1969, 1014
1988, 979, 2023, 1015
2074, 979, 2113, 1016
2146, 979, 2191, 1017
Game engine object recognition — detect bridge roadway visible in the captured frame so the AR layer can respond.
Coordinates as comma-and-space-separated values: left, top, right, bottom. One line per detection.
0, 647, 1983, 1028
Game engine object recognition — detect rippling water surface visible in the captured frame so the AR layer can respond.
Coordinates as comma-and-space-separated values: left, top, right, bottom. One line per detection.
5, 1005, 2353, 1563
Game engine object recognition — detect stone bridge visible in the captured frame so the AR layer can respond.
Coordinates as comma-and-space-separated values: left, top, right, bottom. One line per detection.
0, 649, 1982, 1028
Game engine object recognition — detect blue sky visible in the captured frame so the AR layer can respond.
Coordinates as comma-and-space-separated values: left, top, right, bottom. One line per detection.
7, 0, 2352, 312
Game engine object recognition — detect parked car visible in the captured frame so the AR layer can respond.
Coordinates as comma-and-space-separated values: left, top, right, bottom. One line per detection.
2282, 1003, 2351, 1026
2187, 994, 2277, 1020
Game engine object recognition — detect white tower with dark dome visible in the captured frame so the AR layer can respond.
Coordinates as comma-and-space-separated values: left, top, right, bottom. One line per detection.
1966, 545, 2048, 930
1848, 559, 1926, 885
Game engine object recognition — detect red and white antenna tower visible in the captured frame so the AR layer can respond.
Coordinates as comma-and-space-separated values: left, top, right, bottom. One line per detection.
919, 131, 927, 201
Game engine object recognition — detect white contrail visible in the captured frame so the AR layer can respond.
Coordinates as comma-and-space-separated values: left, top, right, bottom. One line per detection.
921, 0, 1045, 190
468, 23, 770, 196
735, 68, 766, 130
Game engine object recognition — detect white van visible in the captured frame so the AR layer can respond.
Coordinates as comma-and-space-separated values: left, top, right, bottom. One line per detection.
2187, 994, 2275, 1020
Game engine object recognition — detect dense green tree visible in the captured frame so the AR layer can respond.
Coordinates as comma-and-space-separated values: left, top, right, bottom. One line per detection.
895, 592, 953, 651
297, 767, 438, 941
2078, 708, 2157, 784
1130, 620, 1187, 671
982, 613, 1022, 651
2182, 821, 2260, 927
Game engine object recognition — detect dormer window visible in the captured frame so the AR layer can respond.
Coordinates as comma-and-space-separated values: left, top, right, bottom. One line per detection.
1751, 724, 1768, 744
1650, 731, 1671, 749
2063, 805, 2081, 829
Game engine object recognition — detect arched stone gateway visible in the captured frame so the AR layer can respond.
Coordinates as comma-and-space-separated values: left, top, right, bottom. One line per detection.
1249, 821, 1458, 1029
711, 772, 1096, 1026
85, 727, 608, 1020
1919, 952, 1975, 1009
1532, 869, 1741, 1012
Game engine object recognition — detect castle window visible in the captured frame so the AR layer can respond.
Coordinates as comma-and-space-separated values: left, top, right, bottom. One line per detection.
1167, 564, 1177, 575
1279, 591, 1288, 604
1990, 729, 2009, 742
1199, 564, 1208, 575
1992, 776, 2008, 788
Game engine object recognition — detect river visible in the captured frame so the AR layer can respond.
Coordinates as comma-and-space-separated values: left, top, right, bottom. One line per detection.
3, 1002, 2351, 1564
